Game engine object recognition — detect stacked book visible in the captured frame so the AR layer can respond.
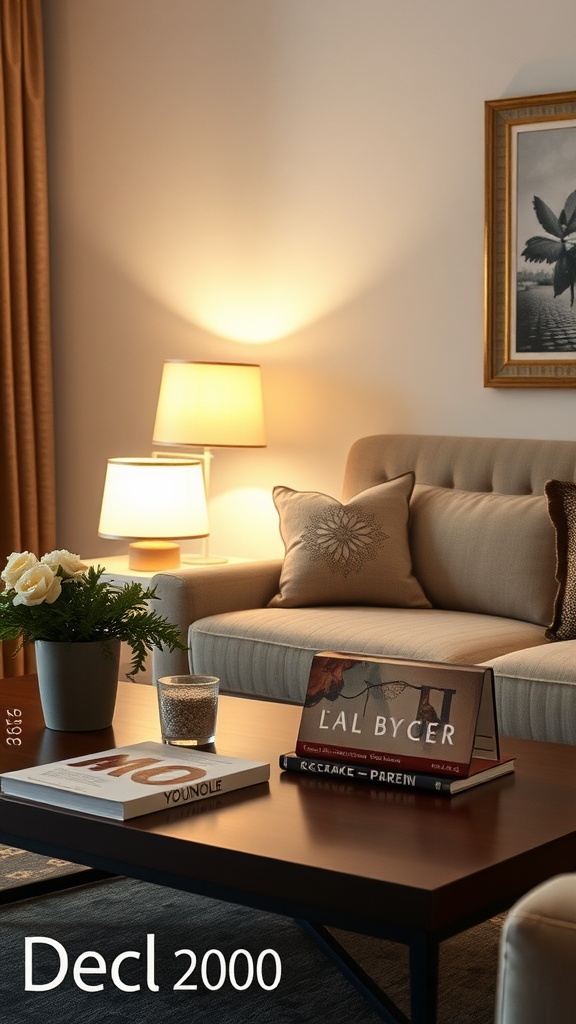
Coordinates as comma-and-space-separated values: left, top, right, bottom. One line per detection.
280, 652, 514, 795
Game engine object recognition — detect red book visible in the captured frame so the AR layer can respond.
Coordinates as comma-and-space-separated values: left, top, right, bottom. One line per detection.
295, 653, 500, 779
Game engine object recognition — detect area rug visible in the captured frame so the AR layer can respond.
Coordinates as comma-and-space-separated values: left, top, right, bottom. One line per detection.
0, 844, 86, 894
0, 866, 503, 1023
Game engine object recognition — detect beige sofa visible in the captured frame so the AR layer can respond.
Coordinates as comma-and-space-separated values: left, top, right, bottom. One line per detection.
495, 874, 576, 1024
151, 433, 576, 744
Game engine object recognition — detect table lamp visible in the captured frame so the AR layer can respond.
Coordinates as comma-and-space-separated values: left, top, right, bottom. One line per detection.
98, 457, 209, 571
152, 360, 266, 561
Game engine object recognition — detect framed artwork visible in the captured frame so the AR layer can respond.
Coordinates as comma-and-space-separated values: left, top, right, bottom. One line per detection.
485, 90, 576, 386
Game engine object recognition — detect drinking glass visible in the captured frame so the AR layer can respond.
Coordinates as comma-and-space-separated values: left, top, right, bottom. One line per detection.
157, 675, 219, 746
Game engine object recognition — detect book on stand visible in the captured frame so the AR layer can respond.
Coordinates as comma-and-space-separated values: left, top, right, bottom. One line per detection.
0, 742, 270, 820
279, 750, 515, 795
295, 652, 506, 779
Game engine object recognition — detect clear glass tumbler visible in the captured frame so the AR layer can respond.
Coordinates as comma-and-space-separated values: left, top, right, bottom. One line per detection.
157, 674, 219, 746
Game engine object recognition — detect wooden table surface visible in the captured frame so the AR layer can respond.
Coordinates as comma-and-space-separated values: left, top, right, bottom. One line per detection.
1, 674, 576, 939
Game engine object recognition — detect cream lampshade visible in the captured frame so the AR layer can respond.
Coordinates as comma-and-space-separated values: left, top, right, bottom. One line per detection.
151, 360, 266, 563
152, 360, 266, 452
98, 457, 209, 571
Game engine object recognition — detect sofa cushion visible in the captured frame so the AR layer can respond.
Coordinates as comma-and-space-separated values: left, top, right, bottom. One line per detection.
545, 479, 576, 640
409, 484, 557, 626
189, 606, 547, 703
268, 474, 430, 610
483, 641, 576, 744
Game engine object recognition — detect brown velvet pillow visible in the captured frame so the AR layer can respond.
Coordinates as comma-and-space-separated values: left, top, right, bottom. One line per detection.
545, 479, 576, 640
268, 473, 431, 609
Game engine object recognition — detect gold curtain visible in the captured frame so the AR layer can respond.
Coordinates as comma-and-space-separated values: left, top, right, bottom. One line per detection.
0, 0, 55, 677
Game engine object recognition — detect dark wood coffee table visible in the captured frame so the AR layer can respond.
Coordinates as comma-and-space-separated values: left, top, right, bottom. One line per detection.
2, 675, 576, 1024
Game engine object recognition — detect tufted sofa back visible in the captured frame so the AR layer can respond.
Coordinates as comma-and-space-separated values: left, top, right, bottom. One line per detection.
343, 434, 576, 627
342, 434, 576, 499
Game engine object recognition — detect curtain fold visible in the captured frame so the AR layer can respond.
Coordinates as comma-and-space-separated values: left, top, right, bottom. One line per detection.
0, 0, 55, 677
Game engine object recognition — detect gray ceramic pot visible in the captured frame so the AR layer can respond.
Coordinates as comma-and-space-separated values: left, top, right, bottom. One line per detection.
35, 638, 121, 731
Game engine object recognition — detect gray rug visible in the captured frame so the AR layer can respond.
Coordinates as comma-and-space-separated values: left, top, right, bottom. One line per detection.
0, 843, 86, 892
0, 847, 503, 1023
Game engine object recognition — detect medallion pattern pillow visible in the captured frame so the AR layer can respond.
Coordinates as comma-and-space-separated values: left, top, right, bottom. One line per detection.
545, 478, 576, 640
268, 473, 431, 609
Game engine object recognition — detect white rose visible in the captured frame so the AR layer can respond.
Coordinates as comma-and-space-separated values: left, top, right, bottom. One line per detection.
1, 551, 38, 589
13, 564, 63, 606
41, 549, 87, 577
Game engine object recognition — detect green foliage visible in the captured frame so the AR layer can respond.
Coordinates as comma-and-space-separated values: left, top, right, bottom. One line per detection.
0, 566, 186, 679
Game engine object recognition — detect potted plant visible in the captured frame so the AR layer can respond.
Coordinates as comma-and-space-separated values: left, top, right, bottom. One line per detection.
0, 549, 187, 730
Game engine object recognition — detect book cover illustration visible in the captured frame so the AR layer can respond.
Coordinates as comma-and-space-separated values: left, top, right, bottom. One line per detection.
296, 653, 498, 776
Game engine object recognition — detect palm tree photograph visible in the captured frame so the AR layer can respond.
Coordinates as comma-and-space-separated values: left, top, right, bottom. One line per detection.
515, 122, 576, 353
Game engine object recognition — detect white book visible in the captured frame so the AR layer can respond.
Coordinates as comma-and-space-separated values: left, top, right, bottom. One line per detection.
0, 742, 270, 820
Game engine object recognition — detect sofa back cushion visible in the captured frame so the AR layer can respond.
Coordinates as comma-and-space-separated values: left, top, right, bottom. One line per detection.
268, 474, 431, 609
409, 484, 557, 626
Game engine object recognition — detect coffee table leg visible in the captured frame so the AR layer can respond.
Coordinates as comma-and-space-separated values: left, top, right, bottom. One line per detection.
409, 932, 439, 1024
297, 920, 412, 1023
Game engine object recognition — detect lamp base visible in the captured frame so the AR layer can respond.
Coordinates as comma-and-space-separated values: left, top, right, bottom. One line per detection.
128, 541, 181, 571
182, 554, 229, 566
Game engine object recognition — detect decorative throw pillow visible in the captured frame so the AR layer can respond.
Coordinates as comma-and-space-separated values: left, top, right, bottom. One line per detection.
410, 484, 557, 626
545, 479, 576, 640
268, 473, 431, 609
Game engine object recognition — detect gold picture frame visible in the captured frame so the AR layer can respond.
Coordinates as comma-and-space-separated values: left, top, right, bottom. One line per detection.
485, 90, 576, 387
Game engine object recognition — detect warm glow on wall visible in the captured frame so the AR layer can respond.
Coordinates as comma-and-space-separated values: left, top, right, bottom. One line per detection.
110, 230, 390, 344
207, 485, 283, 559
190, 295, 303, 345
161, 262, 379, 344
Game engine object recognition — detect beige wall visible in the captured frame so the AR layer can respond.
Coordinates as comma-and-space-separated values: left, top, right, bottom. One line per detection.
42, 0, 576, 561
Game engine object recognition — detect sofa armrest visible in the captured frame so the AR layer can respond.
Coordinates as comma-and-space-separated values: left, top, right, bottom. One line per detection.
496, 874, 576, 1024
150, 560, 283, 681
